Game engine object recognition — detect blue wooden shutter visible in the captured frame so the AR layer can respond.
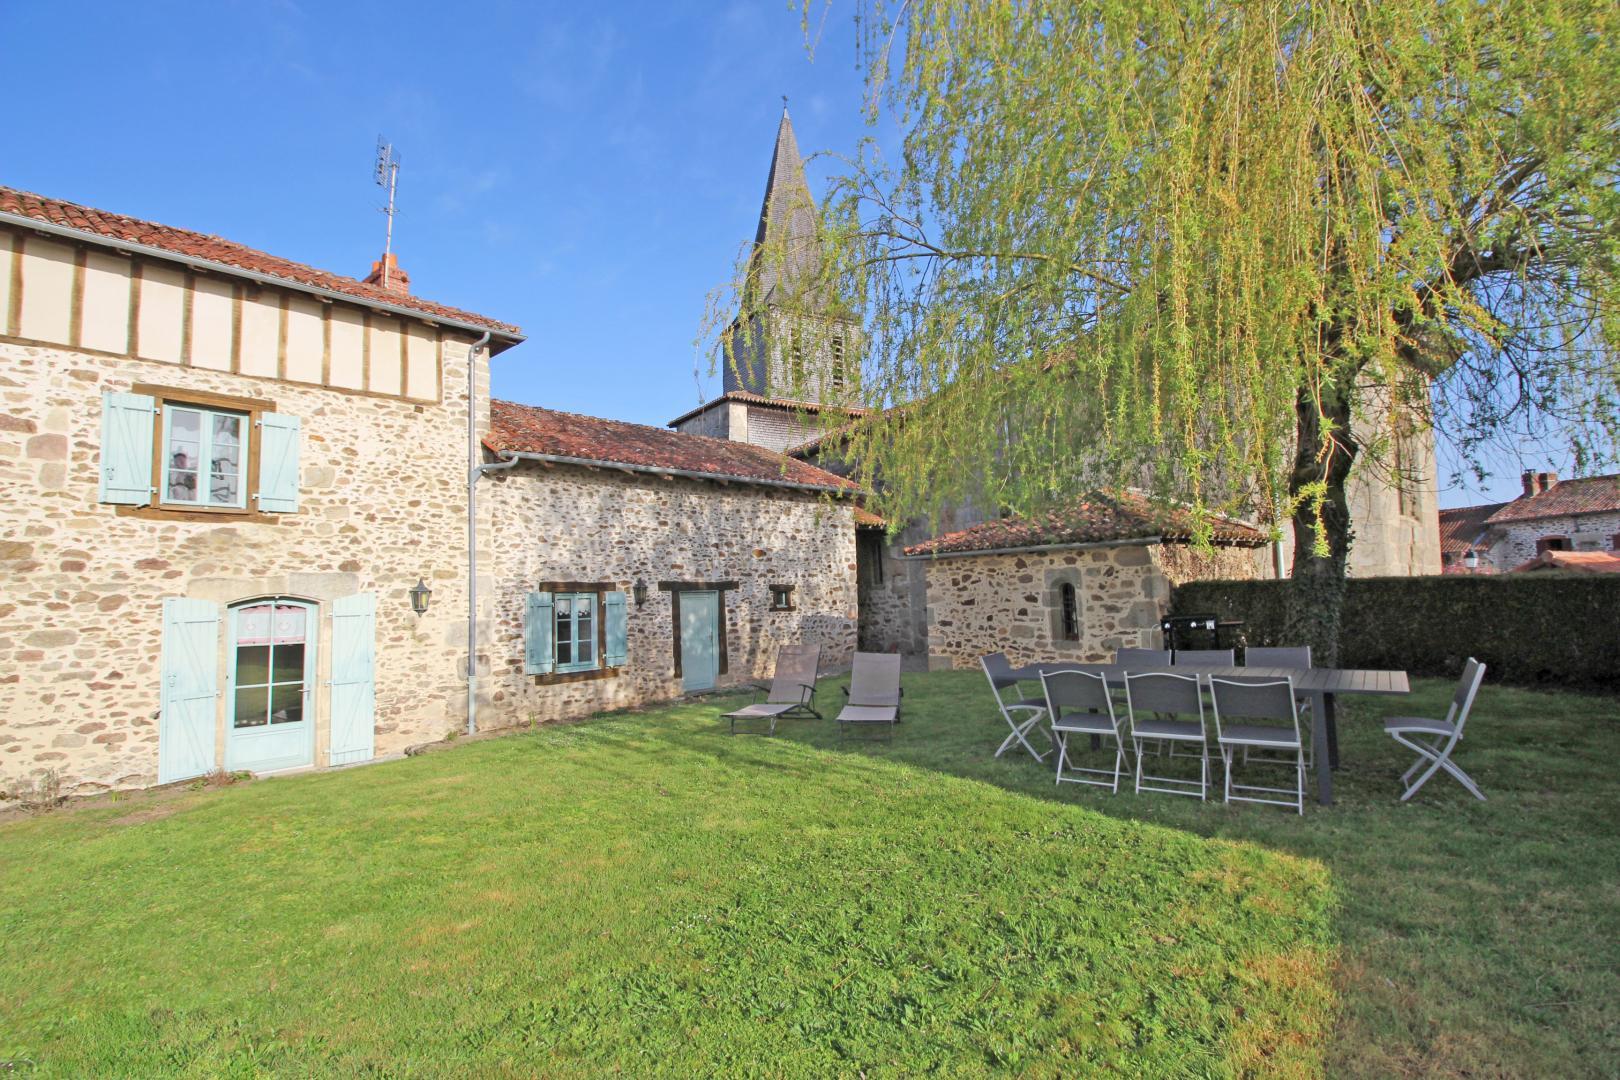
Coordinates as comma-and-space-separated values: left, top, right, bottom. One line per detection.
158, 597, 219, 783
524, 591, 554, 675
604, 591, 628, 667
255, 412, 301, 513
329, 592, 376, 766
99, 391, 155, 505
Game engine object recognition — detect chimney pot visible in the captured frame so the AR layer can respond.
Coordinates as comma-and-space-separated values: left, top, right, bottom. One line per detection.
363, 252, 411, 296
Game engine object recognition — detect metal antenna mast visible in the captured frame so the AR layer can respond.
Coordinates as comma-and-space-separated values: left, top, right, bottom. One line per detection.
374, 136, 402, 288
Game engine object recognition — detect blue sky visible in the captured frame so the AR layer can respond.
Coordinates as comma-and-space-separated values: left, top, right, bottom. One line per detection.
5, 1, 1549, 506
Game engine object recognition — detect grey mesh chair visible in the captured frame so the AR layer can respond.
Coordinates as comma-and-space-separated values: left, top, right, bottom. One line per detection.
981, 653, 1050, 761
1115, 647, 1174, 754
1385, 658, 1487, 801
1244, 646, 1312, 669
1241, 646, 1314, 767
1041, 670, 1128, 792
723, 644, 821, 735
836, 652, 903, 741
1125, 672, 1210, 800
1173, 648, 1236, 667
1210, 677, 1305, 814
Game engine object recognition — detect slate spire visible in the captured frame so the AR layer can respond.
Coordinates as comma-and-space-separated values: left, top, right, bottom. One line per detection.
745, 104, 823, 310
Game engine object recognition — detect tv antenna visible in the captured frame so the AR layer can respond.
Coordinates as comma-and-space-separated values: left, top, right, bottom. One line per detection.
374, 136, 402, 287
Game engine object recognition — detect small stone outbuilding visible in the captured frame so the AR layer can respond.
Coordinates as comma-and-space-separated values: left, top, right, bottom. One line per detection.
481, 400, 859, 721
900, 493, 1270, 670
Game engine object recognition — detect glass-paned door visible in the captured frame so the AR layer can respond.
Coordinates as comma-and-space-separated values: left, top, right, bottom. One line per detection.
225, 599, 315, 773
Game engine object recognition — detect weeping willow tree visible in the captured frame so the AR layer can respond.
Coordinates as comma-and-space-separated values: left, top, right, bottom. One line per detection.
713, 0, 1620, 661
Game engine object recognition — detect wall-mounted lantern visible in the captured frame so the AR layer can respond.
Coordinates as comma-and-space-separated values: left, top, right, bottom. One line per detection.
633, 579, 649, 607
409, 577, 433, 616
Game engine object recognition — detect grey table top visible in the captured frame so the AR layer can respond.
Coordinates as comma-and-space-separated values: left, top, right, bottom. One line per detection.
1008, 662, 1410, 697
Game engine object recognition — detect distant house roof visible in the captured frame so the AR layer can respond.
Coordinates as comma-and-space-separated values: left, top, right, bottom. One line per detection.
1486, 474, 1620, 525
1511, 550, 1620, 574
667, 390, 868, 429
487, 399, 858, 494
1438, 503, 1506, 560
0, 185, 522, 340
902, 492, 1268, 558
853, 506, 886, 529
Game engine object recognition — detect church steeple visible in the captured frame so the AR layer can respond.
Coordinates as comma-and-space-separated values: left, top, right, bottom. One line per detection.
744, 104, 824, 312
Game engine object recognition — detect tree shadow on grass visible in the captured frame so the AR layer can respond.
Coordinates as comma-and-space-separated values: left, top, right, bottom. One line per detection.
536, 671, 1620, 1077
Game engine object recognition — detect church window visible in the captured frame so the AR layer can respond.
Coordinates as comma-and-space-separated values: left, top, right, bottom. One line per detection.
1059, 583, 1080, 641
788, 329, 806, 392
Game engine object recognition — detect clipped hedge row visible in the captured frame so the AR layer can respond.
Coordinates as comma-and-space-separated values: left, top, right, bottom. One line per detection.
1172, 574, 1620, 689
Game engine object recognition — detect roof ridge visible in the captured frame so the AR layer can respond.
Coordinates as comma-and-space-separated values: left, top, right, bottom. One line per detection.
495, 398, 807, 461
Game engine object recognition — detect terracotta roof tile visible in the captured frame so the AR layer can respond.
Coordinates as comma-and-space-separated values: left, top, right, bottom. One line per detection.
903, 492, 1267, 557
1438, 503, 1505, 558
1512, 550, 1620, 574
487, 399, 859, 493
0, 185, 520, 337
1486, 474, 1620, 524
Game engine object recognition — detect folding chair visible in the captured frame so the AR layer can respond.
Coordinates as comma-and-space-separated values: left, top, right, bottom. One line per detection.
1241, 646, 1314, 767
722, 644, 822, 735
1125, 671, 1210, 800
1042, 669, 1128, 792
981, 653, 1050, 761
1173, 648, 1235, 666
1211, 677, 1305, 814
836, 652, 903, 741
1115, 647, 1173, 754
1384, 658, 1487, 802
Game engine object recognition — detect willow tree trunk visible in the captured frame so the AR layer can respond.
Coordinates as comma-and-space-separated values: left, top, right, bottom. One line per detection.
1287, 378, 1358, 668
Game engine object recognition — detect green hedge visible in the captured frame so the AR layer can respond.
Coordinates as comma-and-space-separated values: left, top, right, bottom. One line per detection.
1172, 574, 1620, 689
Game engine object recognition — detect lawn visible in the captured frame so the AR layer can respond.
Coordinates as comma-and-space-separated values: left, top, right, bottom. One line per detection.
0, 673, 1614, 1077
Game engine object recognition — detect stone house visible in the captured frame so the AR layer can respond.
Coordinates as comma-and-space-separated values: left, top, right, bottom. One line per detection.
897, 494, 1270, 669
0, 183, 862, 798
0, 185, 522, 795
1443, 470, 1620, 573
482, 400, 858, 720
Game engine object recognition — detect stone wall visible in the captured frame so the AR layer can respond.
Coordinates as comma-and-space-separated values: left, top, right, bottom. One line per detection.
922, 542, 1267, 670
0, 257, 493, 795
1482, 512, 1620, 570
483, 463, 858, 721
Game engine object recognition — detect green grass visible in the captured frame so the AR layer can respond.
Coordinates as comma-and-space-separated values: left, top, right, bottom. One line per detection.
0, 674, 1614, 1077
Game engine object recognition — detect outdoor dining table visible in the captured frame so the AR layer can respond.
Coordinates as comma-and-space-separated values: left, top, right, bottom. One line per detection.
1007, 661, 1411, 806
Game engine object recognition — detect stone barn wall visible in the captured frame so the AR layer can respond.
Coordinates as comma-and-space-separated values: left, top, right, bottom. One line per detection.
921, 542, 1267, 670
484, 464, 858, 722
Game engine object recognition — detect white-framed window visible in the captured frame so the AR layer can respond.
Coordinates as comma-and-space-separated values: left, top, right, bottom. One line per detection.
232, 600, 312, 729
163, 403, 247, 508
98, 385, 300, 516
554, 592, 597, 673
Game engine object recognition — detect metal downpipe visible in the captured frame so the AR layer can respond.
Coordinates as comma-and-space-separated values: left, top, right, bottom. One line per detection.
464, 331, 492, 735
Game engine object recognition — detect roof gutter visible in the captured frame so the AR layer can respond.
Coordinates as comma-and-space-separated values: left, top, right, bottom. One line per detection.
490, 448, 856, 496
899, 536, 1167, 561
0, 210, 523, 345
900, 533, 1269, 560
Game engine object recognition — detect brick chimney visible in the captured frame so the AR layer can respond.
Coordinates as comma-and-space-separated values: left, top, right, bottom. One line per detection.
1538, 471, 1557, 494
1522, 470, 1559, 497
1521, 470, 1536, 498
363, 252, 411, 296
